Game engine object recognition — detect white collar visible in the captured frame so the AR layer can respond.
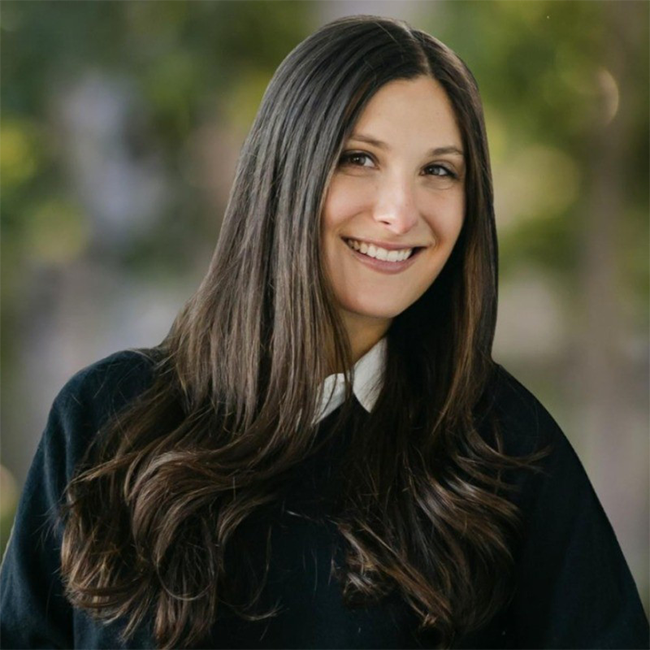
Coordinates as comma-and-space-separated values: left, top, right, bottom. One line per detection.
313, 336, 387, 425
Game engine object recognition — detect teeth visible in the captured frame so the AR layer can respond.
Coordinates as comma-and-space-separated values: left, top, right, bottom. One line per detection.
345, 238, 413, 262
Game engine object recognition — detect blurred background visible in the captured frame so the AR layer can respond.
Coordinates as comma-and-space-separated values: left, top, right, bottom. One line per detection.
1, 0, 648, 615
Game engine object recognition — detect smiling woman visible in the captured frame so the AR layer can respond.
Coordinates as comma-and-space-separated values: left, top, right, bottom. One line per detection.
0, 13, 648, 650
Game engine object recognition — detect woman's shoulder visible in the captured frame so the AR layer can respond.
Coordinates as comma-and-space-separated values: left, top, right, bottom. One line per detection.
53, 348, 158, 418
481, 362, 566, 459
43, 349, 160, 478
480, 362, 608, 519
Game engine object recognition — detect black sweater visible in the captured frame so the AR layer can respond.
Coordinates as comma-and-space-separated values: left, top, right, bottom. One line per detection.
0, 350, 648, 649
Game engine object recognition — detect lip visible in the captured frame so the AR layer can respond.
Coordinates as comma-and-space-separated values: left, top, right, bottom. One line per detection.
342, 237, 424, 274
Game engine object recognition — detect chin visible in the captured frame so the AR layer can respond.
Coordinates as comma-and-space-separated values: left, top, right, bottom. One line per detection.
342, 298, 410, 321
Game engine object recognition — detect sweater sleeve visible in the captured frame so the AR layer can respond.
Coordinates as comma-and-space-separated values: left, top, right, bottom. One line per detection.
0, 351, 155, 649
495, 369, 650, 649
0, 386, 77, 648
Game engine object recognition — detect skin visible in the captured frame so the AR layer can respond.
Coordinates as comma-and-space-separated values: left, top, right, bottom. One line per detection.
321, 75, 466, 373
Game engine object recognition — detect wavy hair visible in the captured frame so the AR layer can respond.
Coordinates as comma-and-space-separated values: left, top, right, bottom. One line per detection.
60, 15, 550, 649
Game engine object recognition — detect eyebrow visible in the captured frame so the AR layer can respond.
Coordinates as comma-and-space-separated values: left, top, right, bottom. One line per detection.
348, 132, 464, 158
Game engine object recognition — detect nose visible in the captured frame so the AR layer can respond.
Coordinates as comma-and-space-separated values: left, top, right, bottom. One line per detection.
372, 174, 419, 235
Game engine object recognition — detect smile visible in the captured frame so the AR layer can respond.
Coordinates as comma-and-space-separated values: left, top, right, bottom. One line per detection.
342, 237, 424, 274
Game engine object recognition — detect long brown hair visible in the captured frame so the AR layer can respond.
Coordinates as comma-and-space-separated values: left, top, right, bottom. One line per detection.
60, 15, 550, 649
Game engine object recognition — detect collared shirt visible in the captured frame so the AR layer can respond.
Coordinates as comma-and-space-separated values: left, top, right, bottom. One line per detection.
313, 336, 387, 425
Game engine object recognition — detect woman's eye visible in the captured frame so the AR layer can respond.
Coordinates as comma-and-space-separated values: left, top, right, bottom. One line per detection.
339, 151, 374, 167
424, 164, 456, 179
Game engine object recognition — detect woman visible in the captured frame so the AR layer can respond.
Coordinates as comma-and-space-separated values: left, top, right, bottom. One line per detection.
1, 14, 647, 650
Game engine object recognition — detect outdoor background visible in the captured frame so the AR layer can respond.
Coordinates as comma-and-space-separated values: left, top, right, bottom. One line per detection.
1, 0, 648, 616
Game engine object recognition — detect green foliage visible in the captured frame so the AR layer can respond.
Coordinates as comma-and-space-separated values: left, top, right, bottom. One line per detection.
1, 0, 313, 271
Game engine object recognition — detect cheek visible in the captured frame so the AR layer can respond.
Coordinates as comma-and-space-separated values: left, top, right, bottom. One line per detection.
425, 194, 465, 246
322, 178, 371, 232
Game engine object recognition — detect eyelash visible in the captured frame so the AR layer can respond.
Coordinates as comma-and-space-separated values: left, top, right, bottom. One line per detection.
339, 151, 458, 179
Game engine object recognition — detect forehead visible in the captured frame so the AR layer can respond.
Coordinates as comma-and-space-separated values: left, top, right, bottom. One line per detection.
351, 76, 462, 147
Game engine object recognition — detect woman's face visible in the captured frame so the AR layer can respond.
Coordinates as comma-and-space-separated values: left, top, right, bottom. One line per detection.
321, 75, 466, 341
